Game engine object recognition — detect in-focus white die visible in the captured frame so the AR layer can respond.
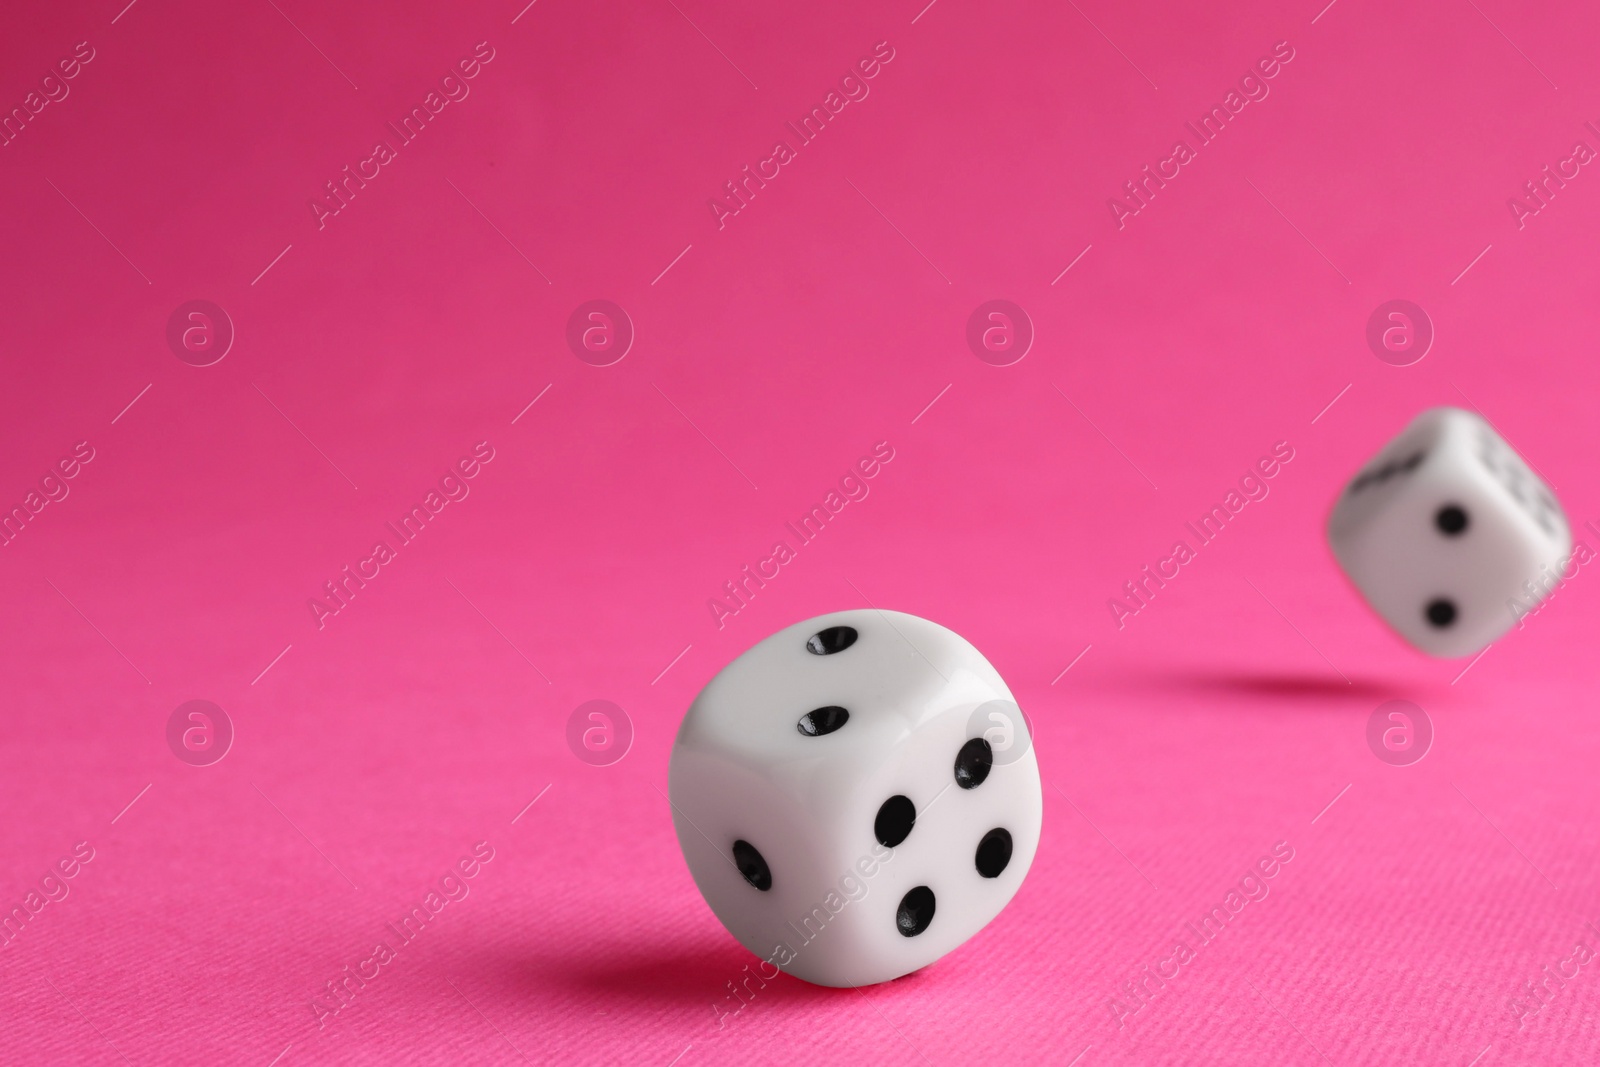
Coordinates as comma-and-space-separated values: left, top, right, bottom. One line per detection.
1327, 406, 1570, 657
668, 609, 1042, 987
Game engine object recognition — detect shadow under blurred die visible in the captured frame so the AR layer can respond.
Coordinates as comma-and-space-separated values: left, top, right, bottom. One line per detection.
668, 609, 1042, 987
1327, 406, 1571, 657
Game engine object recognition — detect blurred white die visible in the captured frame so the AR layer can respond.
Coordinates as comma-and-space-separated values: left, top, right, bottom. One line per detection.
1327, 406, 1570, 657
668, 609, 1042, 987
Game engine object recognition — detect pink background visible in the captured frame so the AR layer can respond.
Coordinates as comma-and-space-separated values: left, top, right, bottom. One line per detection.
3, 0, 1599, 1063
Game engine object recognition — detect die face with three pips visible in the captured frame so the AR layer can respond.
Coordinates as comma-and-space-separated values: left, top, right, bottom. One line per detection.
669, 609, 1042, 987
1327, 406, 1571, 658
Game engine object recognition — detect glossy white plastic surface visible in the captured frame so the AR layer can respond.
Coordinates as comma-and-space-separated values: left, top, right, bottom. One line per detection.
1327, 406, 1570, 658
668, 609, 1042, 987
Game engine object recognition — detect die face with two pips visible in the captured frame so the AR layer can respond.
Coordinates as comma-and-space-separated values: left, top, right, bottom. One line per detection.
668, 609, 1042, 988
1327, 406, 1571, 658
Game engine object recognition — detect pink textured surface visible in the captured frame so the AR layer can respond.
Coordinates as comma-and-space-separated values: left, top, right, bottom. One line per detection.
2, 0, 1598, 1063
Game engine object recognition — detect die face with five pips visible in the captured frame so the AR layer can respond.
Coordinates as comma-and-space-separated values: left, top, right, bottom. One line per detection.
1327, 406, 1571, 658
669, 609, 1042, 987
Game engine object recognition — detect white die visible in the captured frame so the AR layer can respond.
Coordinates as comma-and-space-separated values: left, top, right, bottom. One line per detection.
1327, 406, 1570, 658
668, 609, 1042, 987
